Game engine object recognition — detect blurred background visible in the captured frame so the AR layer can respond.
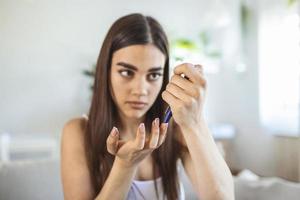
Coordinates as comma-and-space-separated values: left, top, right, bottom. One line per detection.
0, 0, 299, 199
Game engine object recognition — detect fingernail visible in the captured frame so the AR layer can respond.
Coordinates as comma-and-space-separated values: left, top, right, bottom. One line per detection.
153, 118, 159, 126
155, 118, 159, 125
139, 123, 145, 130
111, 127, 118, 136
162, 123, 168, 130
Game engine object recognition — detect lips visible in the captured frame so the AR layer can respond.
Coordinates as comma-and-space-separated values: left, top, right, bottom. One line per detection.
127, 101, 148, 109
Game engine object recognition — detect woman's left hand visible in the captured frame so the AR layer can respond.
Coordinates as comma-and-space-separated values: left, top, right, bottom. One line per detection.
162, 63, 207, 129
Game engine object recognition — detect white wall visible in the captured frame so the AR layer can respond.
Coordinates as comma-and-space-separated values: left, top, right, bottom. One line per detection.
0, 0, 295, 177
199, 0, 275, 176
0, 0, 233, 135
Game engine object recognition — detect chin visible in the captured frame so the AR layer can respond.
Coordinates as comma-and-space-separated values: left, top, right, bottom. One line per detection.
127, 112, 146, 119
124, 109, 147, 119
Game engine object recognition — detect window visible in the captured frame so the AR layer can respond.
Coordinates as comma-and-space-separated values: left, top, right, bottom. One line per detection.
258, 1, 300, 136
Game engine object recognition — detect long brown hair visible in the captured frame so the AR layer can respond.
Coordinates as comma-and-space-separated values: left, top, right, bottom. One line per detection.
84, 13, 185, 200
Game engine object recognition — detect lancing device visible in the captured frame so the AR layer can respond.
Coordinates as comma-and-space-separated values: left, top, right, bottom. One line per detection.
163, 73, 190, 123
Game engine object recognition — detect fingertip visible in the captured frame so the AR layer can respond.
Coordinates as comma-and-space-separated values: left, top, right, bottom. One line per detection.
156, 123, 168, 147
110, 127, 119, 138
161, 123, 169, 132
136, 123, 145, 140
162, 122, 168, 127
139, 123, 145, 133
135, 123, 145, 148
155, 118, 160, 126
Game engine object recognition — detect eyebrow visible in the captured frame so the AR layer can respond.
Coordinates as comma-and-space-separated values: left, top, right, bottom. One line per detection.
116, 62, 163, 72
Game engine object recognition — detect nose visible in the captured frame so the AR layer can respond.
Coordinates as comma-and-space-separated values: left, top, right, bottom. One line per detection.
131, 76, 148, 97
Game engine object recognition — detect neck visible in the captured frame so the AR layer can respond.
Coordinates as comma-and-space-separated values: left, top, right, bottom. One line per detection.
117, 113, 146, 140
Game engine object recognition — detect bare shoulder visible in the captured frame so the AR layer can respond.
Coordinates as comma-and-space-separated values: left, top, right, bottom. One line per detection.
61, 116, 89, 166
62, 117, 87, 145
61, 117, 94, 199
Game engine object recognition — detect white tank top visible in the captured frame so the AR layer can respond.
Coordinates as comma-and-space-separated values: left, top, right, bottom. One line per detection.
127, 176, 185, 200
82, 114, 185, 199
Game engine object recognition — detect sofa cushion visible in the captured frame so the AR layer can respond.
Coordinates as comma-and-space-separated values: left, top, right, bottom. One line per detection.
234, 169, 300, 200
0, 159, 63, 200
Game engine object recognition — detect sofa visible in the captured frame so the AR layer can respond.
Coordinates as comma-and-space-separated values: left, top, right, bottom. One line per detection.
0, 159, 63, 200
1, 159, 300, 200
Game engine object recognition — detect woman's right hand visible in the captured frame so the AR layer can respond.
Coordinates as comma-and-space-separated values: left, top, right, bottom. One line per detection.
106, 118, 168, 168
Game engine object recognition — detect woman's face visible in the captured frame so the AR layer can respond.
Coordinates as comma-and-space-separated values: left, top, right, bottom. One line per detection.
110, 44, 166, 120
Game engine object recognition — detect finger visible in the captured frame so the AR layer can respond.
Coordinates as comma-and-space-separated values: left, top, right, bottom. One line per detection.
195, 64, 204, 74
157, 123, 168, 146
148, 118, 160, 149
170, 75, 200, 98
106, 127, 119, 155
135, 123, 146, 150
162, 90, 183, 109
170, 74, 194, 90
166, 82, 191, 102
173, 63, 204, 85
191, 64, 207, 88
117, 140, 126, 149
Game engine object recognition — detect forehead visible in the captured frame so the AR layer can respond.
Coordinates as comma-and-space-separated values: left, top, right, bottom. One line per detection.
111, 44, 166, 70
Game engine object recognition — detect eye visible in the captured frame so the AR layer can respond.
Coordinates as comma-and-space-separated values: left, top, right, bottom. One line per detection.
118, 70, 134, 78
147, 73, 163, 81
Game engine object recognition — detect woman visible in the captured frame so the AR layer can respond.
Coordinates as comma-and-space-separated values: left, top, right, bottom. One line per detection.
61, 13, 234, 200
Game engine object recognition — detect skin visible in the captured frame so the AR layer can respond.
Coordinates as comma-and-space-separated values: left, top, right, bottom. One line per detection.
162, 63, 234, 199
61, 44, 234, 200
109, 44, 166, 139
